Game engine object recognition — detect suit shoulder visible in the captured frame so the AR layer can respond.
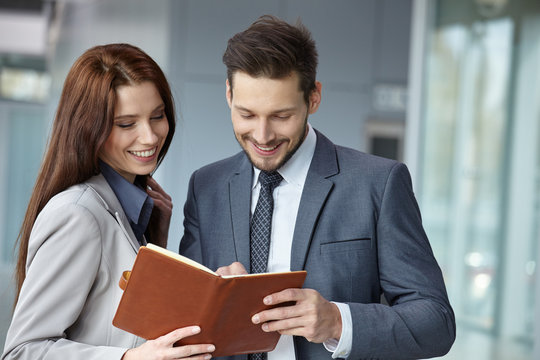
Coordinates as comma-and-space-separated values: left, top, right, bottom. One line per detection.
31, 184, 106, 251
40, 182, 107, 221
191, 151, 246, 181
334, 144, 403, 175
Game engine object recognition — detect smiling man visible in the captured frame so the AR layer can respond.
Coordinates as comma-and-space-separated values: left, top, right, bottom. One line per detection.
227, 71, 318, 172
179, 15, 455, 360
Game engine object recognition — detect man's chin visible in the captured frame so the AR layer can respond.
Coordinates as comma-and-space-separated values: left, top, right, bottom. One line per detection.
246, 153, 283, 172
252, 161, 281, 173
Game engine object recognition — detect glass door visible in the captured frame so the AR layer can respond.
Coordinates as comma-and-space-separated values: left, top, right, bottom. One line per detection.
411, 0, 540, 358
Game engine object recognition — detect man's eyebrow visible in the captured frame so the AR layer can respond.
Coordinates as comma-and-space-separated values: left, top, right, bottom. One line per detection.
233, 105, 252, 112
233, 104, 297, 113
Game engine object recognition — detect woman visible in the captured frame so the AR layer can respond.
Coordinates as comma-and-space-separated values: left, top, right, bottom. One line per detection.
2, 44, 214, 360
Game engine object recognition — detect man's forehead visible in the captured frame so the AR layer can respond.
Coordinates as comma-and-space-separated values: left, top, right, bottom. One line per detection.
231, 71, 300, 86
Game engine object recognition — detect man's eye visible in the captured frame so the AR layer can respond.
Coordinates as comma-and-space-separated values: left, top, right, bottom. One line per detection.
275, 115, 291, 120
241, 114, 254, 119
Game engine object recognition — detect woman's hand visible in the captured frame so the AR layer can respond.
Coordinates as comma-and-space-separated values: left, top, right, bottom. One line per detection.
146, 176, 173, 248
122, 326, 214, 360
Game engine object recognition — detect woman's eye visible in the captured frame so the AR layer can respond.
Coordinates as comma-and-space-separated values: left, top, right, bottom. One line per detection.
151, 113, 165, 121
116, 123, 133, 129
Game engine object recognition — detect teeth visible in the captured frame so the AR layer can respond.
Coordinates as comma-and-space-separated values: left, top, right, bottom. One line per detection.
130, 148, 156, 157
256, 144, 277, 151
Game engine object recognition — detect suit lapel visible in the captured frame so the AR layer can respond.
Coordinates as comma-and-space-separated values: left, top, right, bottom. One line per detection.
290, 131, 339, 271
86, 174, 140, 253
229, 155, 254, 271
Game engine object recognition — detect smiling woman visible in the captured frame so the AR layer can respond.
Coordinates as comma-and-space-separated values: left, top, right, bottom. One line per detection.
1, 44, 215, 360
100, 82, 169, 183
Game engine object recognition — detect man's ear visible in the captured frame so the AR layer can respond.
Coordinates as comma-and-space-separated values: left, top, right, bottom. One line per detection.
308, 81, 322, 114
226, 79, 232, 108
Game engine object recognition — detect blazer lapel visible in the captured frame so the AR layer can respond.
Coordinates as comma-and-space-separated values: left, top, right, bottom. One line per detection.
290, 131, 339, 271
112, 210, 141, 253
229, 155, 254, 271
86, 174, 140, 253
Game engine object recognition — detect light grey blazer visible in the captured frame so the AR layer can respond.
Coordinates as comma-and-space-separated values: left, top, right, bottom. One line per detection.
180, 130, 456, 359
2, 174, 145, 360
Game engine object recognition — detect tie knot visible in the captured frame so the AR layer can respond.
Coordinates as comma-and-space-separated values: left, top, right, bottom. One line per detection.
258, 171, 282, 189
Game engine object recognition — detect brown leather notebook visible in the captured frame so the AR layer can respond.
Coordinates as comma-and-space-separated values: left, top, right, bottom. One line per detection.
112, 244, 307, 357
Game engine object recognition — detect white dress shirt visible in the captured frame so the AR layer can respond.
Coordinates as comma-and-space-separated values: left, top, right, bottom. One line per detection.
250, 124, 352, 359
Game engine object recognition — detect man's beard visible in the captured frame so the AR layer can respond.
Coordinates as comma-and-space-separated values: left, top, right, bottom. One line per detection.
237, 119, 308, 172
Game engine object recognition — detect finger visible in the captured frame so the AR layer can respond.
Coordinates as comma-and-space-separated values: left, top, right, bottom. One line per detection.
146, 176, 171, 199
228, 262, 248, 275
160, 326, 201, 346
146, 187, 172, 201
216, 262, 248, 276
262, 288, 307, 306
171, 344, 215, 359
261, 315, 305, 333
184, 354, 213, 360
252, 303, 301, 325
146, 176, 162, 191
277, 326, 304, 337
276, 326, 323, 343
147, 190, 173, 209
183, 354, 213, 360
150, 195, 173, 211
216, 266, 232, 276
147, 187, 173, 204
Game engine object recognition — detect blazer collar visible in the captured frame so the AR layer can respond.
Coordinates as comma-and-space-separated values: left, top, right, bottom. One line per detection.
306, 129, 340, 178
85, 174, 141, 253
290, 129, 339, 271
229, 153, 254, 270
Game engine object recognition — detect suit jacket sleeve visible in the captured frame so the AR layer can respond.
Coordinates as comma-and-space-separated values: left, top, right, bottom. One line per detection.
2, 201, 128, 360
179, 171, 203, 263
348, 162, 455, 359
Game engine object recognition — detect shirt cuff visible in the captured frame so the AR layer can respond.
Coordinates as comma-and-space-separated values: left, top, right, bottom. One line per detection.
323, 302, 352, 359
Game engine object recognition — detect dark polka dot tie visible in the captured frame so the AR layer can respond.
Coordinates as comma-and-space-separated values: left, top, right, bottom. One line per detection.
249, 171, 282, 360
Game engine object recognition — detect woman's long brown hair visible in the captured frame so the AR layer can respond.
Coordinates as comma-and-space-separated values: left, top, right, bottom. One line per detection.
14, 43, 176, 303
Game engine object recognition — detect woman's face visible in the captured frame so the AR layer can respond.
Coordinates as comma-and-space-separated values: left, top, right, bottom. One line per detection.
100, 81, 169, 183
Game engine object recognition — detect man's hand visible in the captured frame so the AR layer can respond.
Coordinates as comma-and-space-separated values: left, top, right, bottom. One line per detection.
252, 288, 342, 343
215, 262, 248, 276
146, 176, 173, 248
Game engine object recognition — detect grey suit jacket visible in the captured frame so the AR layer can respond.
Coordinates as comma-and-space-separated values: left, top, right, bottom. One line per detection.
2, 174, 144, 360
180, 130, 455, 360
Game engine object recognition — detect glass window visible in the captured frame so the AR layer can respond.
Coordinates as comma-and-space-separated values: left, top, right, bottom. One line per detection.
0, 102, 47, 347
0, 67, 50, 103
416, 0, 540, 358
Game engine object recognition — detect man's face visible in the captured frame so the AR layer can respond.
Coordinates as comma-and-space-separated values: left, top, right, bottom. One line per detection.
227, 71, 321, 172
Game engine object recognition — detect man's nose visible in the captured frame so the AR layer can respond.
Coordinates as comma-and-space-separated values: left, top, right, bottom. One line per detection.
252, 119, 275, 144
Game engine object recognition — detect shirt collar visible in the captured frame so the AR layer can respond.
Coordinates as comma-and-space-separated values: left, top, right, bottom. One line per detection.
99, 161, 153, 242
252, 123, 317, 189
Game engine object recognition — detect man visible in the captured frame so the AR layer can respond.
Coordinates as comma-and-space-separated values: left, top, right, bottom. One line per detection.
180, 15, 455, 360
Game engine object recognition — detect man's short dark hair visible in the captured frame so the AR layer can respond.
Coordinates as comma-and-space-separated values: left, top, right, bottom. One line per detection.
223, 15, 318, 104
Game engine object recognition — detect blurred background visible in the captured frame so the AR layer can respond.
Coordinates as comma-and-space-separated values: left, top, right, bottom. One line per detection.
0, 0, 538, 358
